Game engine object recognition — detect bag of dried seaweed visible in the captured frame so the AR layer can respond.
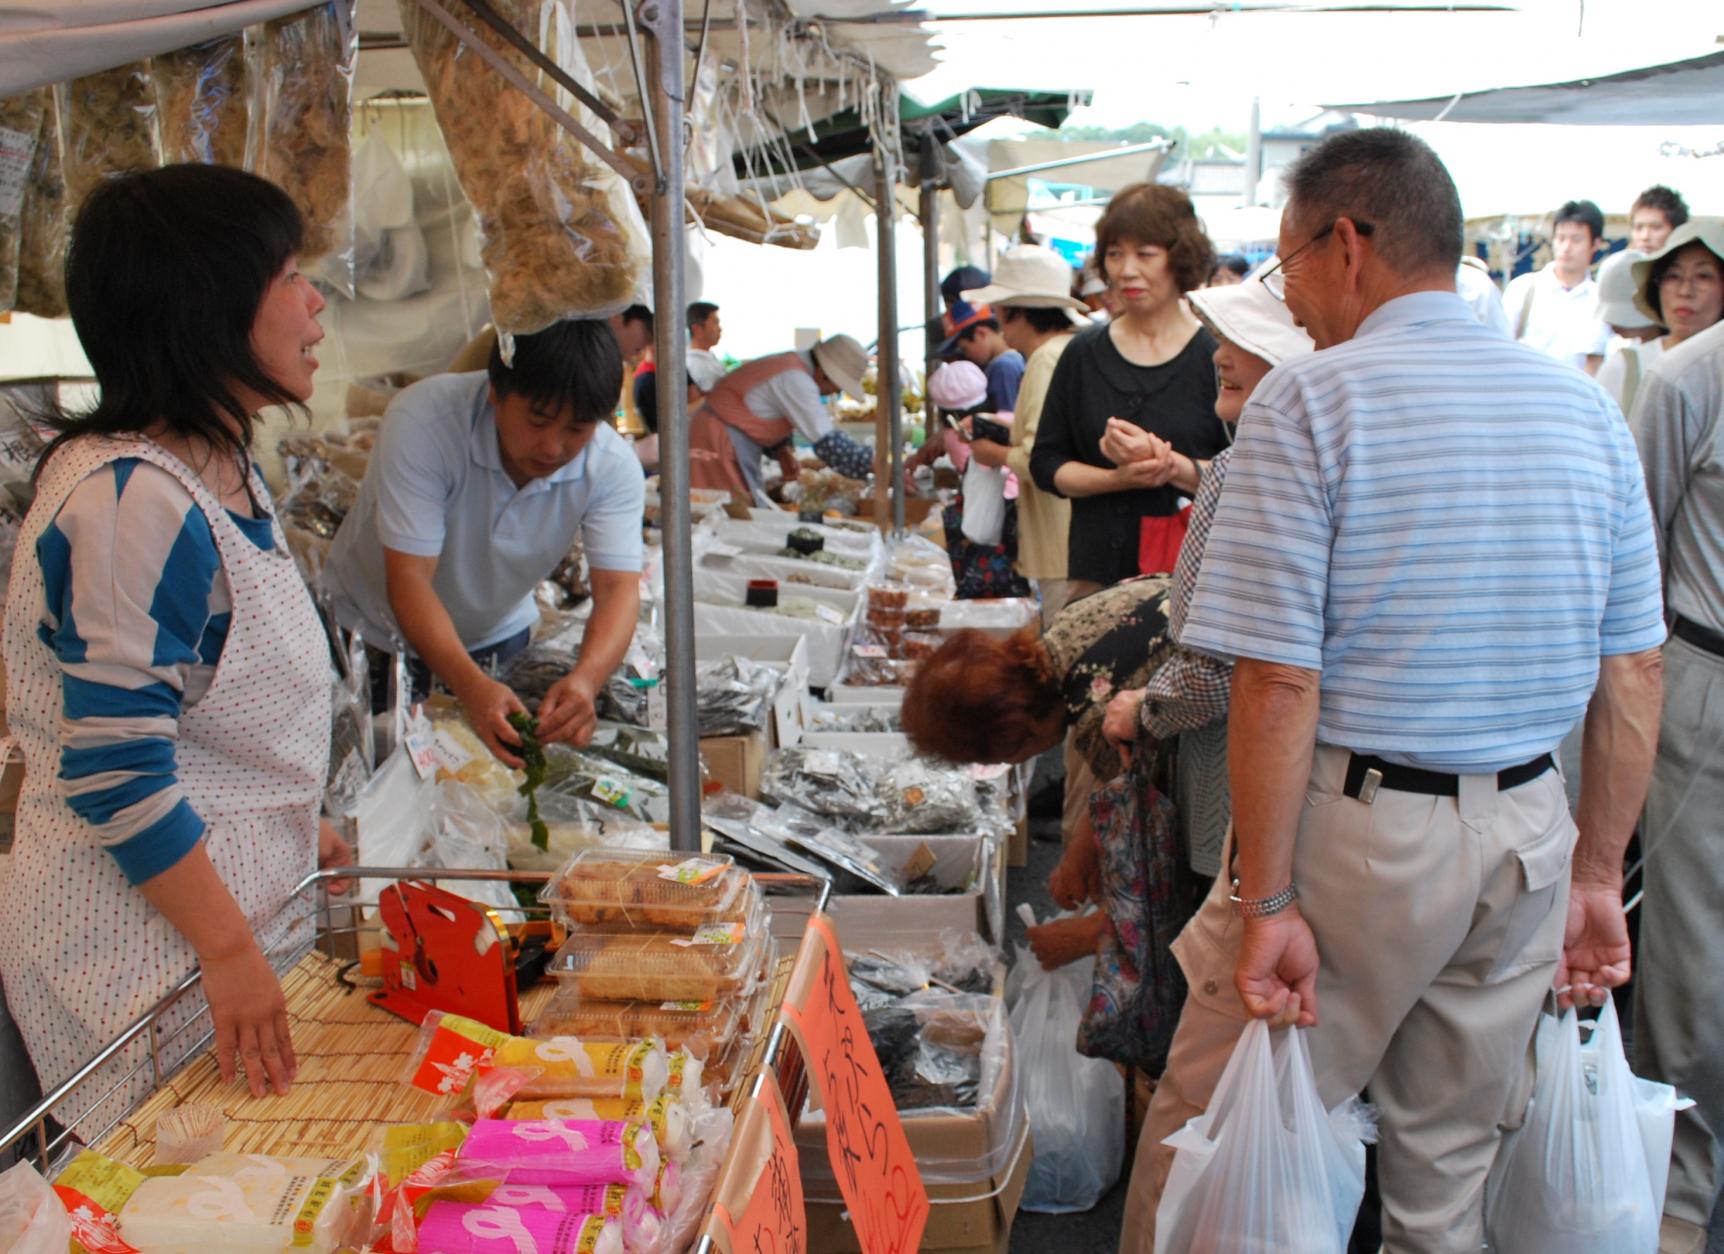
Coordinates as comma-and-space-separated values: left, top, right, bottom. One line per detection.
760, 747, 889, 827
398, 0, 641, 335
57, 61, 160, 213
14, 89, 66, 319
154, 34, 249, 167
257, 1, 358, 295
0, 90, 46, 312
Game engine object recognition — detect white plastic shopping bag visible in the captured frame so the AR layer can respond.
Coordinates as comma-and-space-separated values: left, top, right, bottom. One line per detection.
1008, 916, 1124, 1213
0, 1160, 72, 1253
959, 459, 1007, 547
1485, 998, 1686, 1253
1154, 1018, 1372, 1254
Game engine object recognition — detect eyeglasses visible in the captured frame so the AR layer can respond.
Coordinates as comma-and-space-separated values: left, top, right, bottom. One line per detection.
1260, 219, 1375, 300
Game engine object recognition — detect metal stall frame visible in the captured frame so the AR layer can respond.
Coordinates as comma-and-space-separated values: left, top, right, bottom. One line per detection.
0, 865, 831, 1174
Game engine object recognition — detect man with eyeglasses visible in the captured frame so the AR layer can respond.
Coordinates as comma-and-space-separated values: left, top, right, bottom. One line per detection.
1119, 128, 1666, 1251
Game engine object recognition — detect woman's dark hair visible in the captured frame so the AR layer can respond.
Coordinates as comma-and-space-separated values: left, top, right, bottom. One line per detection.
488, 318, 624, 425
41, 164, 306, 478
1001, 305, 1074, 335
1646, 239, 1724, 322
1093, 183, 1215, 295
902, 628, 1063, 764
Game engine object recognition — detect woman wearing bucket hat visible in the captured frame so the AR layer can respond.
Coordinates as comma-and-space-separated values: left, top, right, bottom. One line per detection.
1627, 219, 1724, 392
685, 332, 876, 497
961, 245, 1092, 620
1593, 248, 1661, 418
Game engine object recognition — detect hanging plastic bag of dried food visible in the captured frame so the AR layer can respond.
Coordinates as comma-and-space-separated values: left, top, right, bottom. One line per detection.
0, 90, 46, 312
153, 34, 249, 167
15, 91, 67, 319
57, 61, 160, 213
257, 1, 358, 296
399, 0, 642, 337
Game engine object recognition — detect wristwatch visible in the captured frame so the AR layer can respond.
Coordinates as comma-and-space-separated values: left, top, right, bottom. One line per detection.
1228, 879, 1297, 919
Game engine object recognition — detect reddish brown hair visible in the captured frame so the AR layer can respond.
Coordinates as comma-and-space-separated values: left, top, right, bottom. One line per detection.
901, 628, 1064, 764
1093, 183, 1215, 295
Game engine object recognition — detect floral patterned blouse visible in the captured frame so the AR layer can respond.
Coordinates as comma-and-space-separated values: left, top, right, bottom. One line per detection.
1040, 576, 1174, 779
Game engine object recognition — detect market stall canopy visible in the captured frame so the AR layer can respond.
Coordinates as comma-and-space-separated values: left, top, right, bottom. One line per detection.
0, 0, 332, 96
1330, 48, 1724, 126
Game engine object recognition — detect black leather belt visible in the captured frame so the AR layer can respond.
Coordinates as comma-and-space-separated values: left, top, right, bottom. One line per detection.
1342, 752, 1555, 800
1673, 615, 1724, 660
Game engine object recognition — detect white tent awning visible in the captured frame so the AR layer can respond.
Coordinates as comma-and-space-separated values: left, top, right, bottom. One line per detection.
1331, 49, 1724, 127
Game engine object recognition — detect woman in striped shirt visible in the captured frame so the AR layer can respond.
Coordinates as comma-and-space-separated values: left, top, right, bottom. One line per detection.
1, 165, 345, 1124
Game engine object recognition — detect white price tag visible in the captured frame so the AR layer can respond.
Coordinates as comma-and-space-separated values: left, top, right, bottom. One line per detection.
852, 644, 888, 660
404, 729, 438, 780
969, 762, 1010, 781
592, 775, 631, 808
814, 603, 845, 625
705, 542, 743, 559
430, 728, 475, 774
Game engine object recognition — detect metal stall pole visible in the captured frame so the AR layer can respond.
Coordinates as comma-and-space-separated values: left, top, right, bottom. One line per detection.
876, 143, 905, 534
642, 0, 700, 852
918, 135, 941, 444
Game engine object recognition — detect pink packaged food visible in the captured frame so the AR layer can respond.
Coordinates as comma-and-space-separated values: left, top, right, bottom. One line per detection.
471, 1184, 663, 1251
456, 1120, 658, 1191
416, 1204, 622, 1253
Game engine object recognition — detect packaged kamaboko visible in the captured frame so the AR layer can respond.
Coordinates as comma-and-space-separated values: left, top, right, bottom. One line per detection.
485, 1036, 670, 1103
457, 1119, 658, 1191
417, 1204, 623, 1254
115, 1151, 372, 1253
49, 1149, 145, 1254
405, 1011, 511, 1097
506, 1095, 694, 1160
650, 1160, 681, 1217
478, 1184, 662, 1254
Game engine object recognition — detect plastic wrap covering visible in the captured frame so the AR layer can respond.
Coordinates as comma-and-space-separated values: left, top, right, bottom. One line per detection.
800, 993, 1025, 1187
585, 721, 671, 781
258, 2, 358, 295
278, 463, 359, 585
880, 760, 988, 834
14, 90, 66, 318
847, 930, 998, 1011
326, 657, 371, 816
540, 745, 670, 826
760, 748, 888, 828
398, 0, 640, 336
810, 703, 901, 733
153, 35, 248, 167
57, 61, 159, 212
0, 91, 45, 312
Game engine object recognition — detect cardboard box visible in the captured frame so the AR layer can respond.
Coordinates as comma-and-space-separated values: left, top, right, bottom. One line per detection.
694, 632, 814, 747
825, 684, 905, 705
700, 726, 770, 799
799, 994, 1030, 1253
854, 495, 936, 528
827, 832, 1003, 946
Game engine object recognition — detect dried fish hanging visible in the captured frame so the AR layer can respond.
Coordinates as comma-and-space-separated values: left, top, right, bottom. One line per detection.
256, 2, 359, 296
0, 90, 47, 312
58, 61, 160, 212
153, 34, 249, 167
399, 0, 641, 337
15, 90, 67, 319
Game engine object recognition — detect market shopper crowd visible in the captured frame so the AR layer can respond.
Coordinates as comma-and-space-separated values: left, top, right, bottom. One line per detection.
0, 116, 1721, 1254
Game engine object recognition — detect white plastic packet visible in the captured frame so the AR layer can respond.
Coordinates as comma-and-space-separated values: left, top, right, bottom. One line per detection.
1485, 998, 1683, 1253
0, 1160, 72, 1254
1155, 1018, 1372, 1254
1008, 922, 1123, 1213
959, 459, 1007, 547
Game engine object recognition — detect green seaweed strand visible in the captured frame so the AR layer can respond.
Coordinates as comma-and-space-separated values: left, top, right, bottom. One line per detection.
508, 710, 550, 850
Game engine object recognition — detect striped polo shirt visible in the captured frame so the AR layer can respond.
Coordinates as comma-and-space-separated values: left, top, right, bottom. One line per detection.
1183, 291, 1666, 773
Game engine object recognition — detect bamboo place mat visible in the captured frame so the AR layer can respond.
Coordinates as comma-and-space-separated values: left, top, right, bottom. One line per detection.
94, 949, 797, 1170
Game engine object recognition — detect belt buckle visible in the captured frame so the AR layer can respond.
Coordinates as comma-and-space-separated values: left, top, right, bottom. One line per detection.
1359, 767, 1383, 804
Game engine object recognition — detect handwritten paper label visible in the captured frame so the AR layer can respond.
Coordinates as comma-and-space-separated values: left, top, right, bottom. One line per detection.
405, 729, 438, 780
779, 915, 927, 1254
709, 1075, 805, 1254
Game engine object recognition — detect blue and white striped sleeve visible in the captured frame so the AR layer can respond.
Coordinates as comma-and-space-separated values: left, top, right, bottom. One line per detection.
1180, 380, 1331, 670
36, 460, 217, 885
1599, 421, 1667, 655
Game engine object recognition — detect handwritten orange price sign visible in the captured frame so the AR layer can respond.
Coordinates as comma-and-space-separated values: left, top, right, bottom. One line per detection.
707, 1073, 805, 1254
779, 914, 928, 1254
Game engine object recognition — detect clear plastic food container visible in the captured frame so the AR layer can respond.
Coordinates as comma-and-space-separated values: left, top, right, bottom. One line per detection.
547, 904, 773, 1003
542, 848, 750, 930
527, 986, 750, 1061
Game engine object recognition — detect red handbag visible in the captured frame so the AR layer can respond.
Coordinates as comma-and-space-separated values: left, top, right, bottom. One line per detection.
1137, 507, 1191, 576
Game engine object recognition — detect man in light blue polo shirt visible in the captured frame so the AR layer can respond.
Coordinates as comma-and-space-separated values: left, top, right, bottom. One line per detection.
324, 319, 644, 765
1119, 130, 1667, 1251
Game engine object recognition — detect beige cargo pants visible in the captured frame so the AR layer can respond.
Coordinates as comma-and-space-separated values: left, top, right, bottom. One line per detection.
1118, 744, 1573, 1253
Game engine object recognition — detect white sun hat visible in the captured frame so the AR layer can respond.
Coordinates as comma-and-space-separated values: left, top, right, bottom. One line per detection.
1185, 260, 1314, 366
962, 246, 1089, 326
